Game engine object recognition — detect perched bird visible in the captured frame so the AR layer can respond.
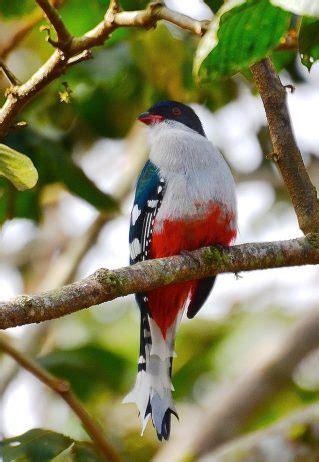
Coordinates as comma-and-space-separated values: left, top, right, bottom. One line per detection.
124, 101, 237, 440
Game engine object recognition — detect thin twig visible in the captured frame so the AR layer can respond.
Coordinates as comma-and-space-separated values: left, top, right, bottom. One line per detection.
35, 0, 72, 49
250, 58, 319, 234
0, 334, 123, 462
0, 61, 21, 86
1, 235, 319, 330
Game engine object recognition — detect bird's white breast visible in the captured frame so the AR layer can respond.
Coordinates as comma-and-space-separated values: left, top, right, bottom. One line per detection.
148, 122, 237, 228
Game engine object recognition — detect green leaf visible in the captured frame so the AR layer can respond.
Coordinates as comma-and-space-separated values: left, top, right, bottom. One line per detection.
299, 17, 319, 71
1, 429, 73, 461
0, 0, 34, 18
270, 0, 319, 17
53, 442, 104, 462
1, 429, 104, 462
39, 344, 131, 400
0, 144, 38, 191
195, 0, 291, 79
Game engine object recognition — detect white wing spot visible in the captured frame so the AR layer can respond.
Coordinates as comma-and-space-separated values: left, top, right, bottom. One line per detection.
130, 238, 141, 260
147, 199, 158, 208
131, 204, 141, 226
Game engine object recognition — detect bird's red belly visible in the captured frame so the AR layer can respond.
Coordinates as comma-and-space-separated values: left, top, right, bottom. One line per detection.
147, 204, 236, 337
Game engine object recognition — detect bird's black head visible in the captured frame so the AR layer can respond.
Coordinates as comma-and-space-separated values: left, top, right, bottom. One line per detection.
137, 101, 205, 137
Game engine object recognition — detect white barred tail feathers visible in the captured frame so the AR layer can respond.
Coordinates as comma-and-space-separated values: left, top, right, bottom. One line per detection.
123, 307, 182, 440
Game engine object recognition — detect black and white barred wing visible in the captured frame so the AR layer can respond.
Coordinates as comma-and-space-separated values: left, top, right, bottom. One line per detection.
129, 160, 165, 265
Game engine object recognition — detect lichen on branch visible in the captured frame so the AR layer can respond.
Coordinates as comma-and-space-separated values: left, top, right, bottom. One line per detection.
0, 236, 319, 330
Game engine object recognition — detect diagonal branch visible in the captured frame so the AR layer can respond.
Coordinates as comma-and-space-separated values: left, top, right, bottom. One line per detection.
154, 309, 319, 460
70, 2, 208, 52
203, 403, 319, 462
186, 310, 319, 458
0, 334, 123, 462
1, 235, 319, 330
0, 61, 21, 86
250, 58, 319, 234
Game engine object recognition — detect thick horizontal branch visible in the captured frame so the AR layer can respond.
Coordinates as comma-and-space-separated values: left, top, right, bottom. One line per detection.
1, 235, 319, 330
250, 59, 319, 234
0, 2, 208, 138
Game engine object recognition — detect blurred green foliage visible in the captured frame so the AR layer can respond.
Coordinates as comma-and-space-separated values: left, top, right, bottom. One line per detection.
1, 429, 103, 462
299, 17, 319, 70
198, 0, 291, 79
0, 129, 118, 223
0, 0, 34, 17
39, 344, 132, 400
1, 0, 319, 461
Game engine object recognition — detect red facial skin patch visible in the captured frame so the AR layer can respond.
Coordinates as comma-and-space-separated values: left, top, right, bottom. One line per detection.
138, 114, 164, 125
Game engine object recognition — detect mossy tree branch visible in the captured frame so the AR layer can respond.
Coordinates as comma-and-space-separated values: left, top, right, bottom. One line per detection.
1, 235, 319, 330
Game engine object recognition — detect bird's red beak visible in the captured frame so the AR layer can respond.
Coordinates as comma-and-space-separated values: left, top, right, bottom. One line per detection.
137, 112, 164, 125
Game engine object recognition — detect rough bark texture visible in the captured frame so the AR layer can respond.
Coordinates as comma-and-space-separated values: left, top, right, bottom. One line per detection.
1, 236, 319, 329
250, 59, 319, 234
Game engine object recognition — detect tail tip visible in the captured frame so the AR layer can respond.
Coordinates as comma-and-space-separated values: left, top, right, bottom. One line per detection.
154, 408, 179, 441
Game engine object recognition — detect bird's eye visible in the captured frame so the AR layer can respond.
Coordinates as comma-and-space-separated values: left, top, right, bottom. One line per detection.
172, 107, 182, 116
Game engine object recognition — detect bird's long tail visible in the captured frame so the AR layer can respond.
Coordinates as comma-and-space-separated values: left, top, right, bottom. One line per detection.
123, 310, 182, 440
